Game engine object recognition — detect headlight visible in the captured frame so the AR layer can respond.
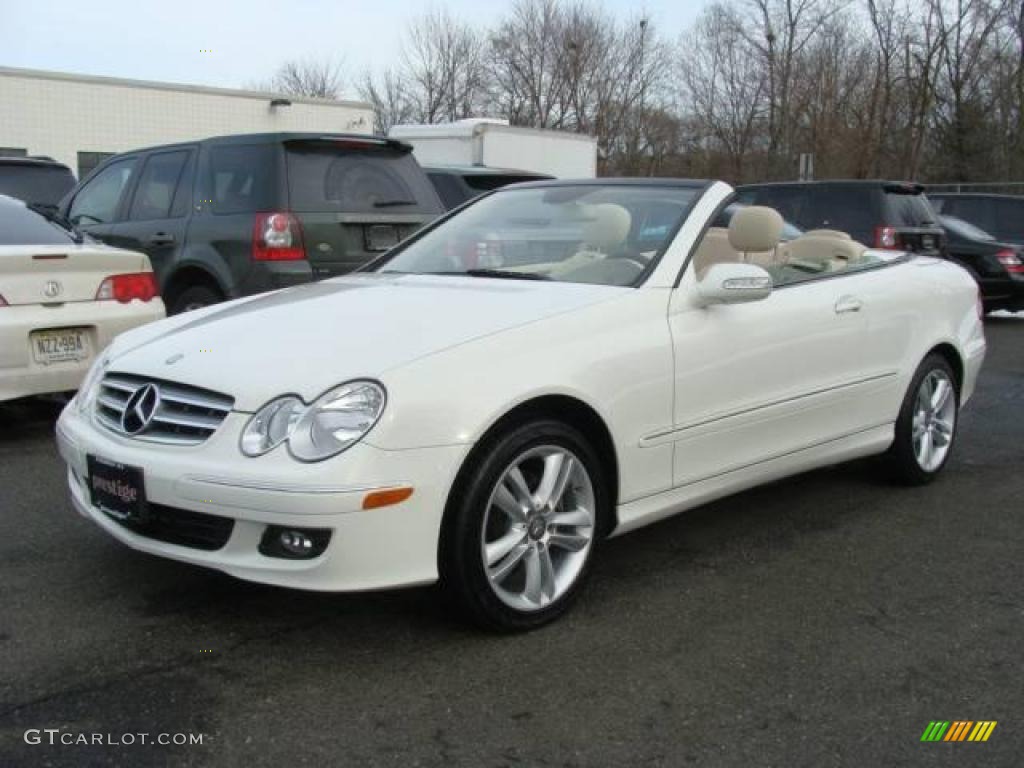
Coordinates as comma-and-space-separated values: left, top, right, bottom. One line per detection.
239, 396, 304, 457
240, 381, 386, 462
77, 355, 109, 412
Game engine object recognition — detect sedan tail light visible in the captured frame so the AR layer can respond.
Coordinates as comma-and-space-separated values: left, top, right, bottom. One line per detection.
995, 249, 1024, 274
252, 212, 305, 261
96, 273, 159, 303
875, 226, 899, 249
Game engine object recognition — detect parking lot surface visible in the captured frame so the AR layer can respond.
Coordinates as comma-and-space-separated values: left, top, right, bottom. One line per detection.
1, 318, 1021, 767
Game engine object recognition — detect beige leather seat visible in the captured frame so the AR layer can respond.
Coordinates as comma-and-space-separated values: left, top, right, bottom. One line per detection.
781, 230, 867, 273
693, 206, 784, 278
547, 203, 632, 278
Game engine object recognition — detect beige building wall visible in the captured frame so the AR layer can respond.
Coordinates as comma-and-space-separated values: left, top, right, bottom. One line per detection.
0, 67, 374, 178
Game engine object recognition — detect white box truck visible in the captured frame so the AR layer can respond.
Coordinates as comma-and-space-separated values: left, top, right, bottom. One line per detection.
388, 119, 598, 178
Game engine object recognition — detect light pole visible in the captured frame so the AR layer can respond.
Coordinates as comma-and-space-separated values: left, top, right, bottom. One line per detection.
639, 18, 648, 175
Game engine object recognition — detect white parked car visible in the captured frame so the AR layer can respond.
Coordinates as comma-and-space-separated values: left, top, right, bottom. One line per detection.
56, 180, 985, 630
1, 195, 165, 402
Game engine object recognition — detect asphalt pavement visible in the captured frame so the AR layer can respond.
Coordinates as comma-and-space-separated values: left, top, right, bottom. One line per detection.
1, 318, 1021, 767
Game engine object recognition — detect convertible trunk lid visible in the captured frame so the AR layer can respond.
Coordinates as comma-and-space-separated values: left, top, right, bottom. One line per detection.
104, 273, 625, 411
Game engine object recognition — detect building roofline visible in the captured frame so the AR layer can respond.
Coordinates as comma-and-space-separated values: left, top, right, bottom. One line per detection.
0, 65, 373, 111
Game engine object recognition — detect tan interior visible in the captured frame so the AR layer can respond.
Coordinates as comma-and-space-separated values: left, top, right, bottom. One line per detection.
692, 209, 869, 281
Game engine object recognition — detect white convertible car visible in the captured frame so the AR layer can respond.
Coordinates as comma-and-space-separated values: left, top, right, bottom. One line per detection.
56, 180, 985, 630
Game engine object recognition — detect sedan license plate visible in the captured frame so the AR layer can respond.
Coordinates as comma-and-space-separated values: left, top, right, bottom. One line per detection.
365, 224, 400, 252
30, 328, 89, 365
87, 455, 147, 522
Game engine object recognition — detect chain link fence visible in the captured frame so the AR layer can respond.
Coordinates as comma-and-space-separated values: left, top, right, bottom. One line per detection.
924, 183, 1024, 196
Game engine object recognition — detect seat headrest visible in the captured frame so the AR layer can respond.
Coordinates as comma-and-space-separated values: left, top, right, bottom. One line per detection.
582, 204, 632, 252
728, 206, 784, 252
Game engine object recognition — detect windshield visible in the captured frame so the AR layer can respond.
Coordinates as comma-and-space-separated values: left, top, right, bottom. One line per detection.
374, 184, 701, 287
940, 214, 995, 241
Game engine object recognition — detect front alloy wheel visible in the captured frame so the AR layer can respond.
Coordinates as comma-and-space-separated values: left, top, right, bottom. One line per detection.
482, 446, 595, 612
440, 419, 608, 631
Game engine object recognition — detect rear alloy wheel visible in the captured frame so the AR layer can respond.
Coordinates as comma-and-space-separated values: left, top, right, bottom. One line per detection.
441, 420, 607, 631
887, 354, 959, 484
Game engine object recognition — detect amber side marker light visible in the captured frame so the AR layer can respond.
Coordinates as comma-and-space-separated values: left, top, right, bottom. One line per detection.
363, 487, 414, 510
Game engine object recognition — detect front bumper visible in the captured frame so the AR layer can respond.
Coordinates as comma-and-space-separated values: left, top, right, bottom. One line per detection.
56, 403, 469, 591
0, 300, 165, 402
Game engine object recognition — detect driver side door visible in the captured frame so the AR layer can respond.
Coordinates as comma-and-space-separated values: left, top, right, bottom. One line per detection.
664, 246, 875, 488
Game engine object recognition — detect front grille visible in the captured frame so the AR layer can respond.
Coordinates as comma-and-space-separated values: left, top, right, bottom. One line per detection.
103, 503, 234, 551
95, 373, 234, 445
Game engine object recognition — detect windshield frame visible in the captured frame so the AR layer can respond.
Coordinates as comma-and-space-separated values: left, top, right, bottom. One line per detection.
360, 179, 712, 289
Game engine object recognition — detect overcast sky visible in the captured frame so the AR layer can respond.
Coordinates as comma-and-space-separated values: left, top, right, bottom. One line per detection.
2, 0, 706, 96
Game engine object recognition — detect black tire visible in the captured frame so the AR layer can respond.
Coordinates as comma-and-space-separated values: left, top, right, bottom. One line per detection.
439, 418, 610, 632
885, 353, 959, 486
168, 285, 223, 315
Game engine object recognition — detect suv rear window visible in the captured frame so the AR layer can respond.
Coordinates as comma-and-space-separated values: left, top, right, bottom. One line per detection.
0, 199, 77, 245
0, 164, 76, 207
884, 188, 937, 227
286, 143, 442, 214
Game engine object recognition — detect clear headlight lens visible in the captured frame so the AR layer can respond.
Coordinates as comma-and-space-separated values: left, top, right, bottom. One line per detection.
239, 381, 386, 462
239, 396, 304, 457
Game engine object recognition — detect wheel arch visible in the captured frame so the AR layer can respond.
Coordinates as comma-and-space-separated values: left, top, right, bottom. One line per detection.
926, 341, 965, 397
162, 264, 227, 307
438, 394, 621, 571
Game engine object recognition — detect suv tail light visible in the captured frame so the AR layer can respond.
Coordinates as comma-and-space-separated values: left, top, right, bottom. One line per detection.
995, 249, 1024, 274
875, 226, 899, 249
253, 212, 305, 261
95, 273, 159, 303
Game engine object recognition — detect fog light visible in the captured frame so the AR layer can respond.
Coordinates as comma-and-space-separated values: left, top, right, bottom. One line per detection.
281, 531, 312, 554
259, 526, 331, 559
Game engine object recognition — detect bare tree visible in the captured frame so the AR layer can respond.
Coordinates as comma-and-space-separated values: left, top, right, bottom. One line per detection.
262, 58, 345, 99
358, 68, 415, 134
680, 3, 769, 181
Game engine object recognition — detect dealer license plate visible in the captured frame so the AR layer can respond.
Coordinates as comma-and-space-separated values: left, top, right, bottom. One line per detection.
87, 455, 147, 522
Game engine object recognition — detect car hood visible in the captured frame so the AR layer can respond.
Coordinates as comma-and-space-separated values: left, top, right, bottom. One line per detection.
105, 273, 625, 411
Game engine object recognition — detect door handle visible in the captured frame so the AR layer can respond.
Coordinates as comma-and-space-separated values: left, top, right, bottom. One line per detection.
834, 295, 863, 314
147, 232, 175, 246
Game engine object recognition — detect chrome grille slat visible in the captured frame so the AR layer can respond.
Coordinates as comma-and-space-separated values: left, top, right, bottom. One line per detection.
94, 374, 234, 445
152, 408, 224, 430
97, 392, 129, 410
102, 377, 139, 393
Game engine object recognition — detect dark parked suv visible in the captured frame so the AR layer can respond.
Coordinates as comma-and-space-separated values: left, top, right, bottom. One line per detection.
0, 156, 76, 207
425, 166, 553, 209
736, 180, 946, 256
929, 193, 1024, 246
58, 133, 443, 314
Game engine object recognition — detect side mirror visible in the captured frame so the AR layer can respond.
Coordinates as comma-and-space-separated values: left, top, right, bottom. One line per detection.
697, 263, 773, 306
